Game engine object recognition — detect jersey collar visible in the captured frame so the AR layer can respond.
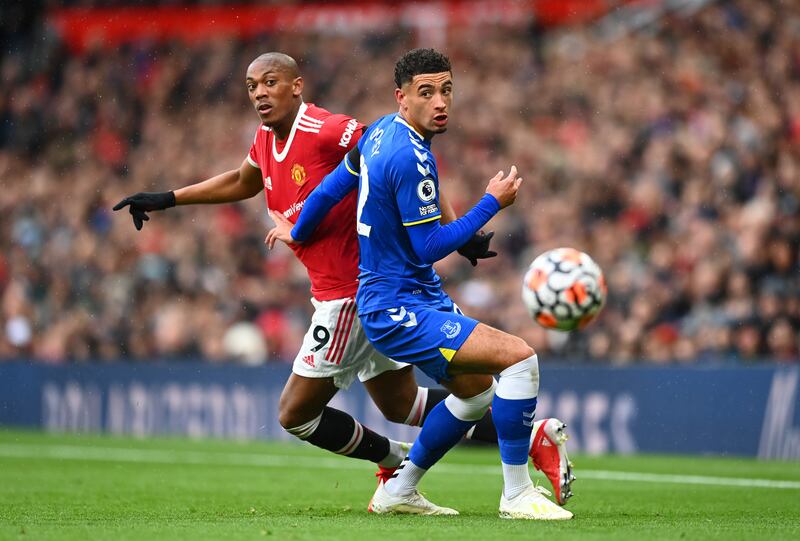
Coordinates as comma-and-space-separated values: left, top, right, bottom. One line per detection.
393, 114, 428, 143
272, 101, 307, 163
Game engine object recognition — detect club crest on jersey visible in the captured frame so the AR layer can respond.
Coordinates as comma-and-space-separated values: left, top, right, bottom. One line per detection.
417, 178, 436, 202
440, 320, 461, 339
291, 163, 308, 186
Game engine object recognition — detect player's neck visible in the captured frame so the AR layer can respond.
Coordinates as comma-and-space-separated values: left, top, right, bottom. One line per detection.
398, 111, 432, 141
270, 101, 303, 141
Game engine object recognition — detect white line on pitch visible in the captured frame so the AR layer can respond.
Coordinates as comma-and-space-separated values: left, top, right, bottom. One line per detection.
0, 443, 799, 490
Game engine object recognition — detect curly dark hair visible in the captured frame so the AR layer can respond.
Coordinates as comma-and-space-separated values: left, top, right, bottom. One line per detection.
394, 48, 452, 88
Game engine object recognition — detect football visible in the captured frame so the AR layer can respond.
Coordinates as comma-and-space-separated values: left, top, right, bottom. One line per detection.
522, 248, 607, 331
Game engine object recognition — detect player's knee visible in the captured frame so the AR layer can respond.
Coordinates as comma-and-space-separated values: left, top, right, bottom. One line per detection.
502, 353, 539, 379
281, 411, 323, 441
368, 384, 419, 423
512, 337, 535, 363
278, 400, 317, 432
496, 354, 539, 398
382, 388, 421, 424
378, 401, 412, 424
279, 392, 323, 439
277, 406, 297, 431
387, 407, 412, 424
444, 379, 497, 422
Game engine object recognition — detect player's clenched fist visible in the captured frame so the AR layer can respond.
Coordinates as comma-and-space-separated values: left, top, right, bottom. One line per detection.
112, 191, 176, 230
485, 165, 523, 209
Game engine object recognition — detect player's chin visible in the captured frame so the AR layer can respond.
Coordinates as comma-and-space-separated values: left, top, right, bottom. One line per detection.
258, 109, 276, 125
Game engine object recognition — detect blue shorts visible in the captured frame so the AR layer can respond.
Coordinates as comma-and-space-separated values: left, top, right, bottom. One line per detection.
360, 296, 479, 383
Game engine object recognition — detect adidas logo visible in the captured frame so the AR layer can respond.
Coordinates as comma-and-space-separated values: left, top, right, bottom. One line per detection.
303, 354, 315, 367
540, 439, 552, 447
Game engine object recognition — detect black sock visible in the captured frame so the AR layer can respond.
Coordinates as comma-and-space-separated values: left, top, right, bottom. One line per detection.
467, 410, 498, 443
424, 388, 498, 443
423, 388, 449, 420
305, 407, 390, 463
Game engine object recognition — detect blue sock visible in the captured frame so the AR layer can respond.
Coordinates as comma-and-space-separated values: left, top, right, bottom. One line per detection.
492, 395, 538, 465
492, 354, 540, 499
408, 401, 474, 469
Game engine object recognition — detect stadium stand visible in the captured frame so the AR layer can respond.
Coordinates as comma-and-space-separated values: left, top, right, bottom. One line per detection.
0, 0, 797, 364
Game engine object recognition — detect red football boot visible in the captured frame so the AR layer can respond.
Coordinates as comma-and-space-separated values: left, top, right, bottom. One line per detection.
375, 465, 397, 486
368, 466, 398, 512
369, 442, 412, 511
529, 418, 575, 506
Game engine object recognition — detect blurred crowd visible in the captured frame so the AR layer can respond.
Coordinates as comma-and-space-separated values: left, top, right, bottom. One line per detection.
1, 0, 798, 365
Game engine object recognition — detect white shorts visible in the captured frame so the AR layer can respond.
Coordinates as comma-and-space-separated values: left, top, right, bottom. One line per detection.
292, 297, 409, 389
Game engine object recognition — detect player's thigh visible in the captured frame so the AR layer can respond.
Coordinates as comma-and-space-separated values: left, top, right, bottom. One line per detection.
362, 365, 417, 422
361, 356, 494, 404
360, 301, 479, 383
354, 312, 414, 402
441, 373, 496, 399
357, 321, 416, 421
449, 323, 535, 375
292, 297, 368, 391
278, 373, 339, 429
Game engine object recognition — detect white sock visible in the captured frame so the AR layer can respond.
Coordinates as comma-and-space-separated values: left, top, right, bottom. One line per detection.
403, 387, 428, 426
496, 354, 539, 399
384, 457, 426, 497
502, 462, 533, 500
496, 355, 539, 499
378, 439, 407, 468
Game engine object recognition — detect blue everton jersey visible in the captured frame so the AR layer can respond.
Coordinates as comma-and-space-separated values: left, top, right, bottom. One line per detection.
355, 113, 447, 314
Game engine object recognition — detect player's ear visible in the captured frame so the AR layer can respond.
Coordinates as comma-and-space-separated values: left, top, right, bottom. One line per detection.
293, 76, 304, 97
395, 87, 406, 111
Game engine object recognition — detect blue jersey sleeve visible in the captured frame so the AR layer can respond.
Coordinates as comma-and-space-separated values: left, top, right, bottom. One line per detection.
291, 153, 359, 242
406, 194, 500, 264
391, 149, 442, 227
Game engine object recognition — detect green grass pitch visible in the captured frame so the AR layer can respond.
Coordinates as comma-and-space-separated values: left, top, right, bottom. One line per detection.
1, 430, 798, 540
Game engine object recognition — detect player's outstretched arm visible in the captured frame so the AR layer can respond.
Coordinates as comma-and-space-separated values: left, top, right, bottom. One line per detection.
112, 191, 176, 230
172, 158, 263, 206
265, 152, 360, 248
112, 159, 262, 230
405, 167, 521, 264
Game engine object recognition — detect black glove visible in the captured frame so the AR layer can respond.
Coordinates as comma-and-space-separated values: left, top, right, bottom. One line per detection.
457, 230, 498, 267
112, 191, 176, 230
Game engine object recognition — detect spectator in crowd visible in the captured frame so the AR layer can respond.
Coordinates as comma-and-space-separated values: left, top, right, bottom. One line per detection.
0, 0, 797, 364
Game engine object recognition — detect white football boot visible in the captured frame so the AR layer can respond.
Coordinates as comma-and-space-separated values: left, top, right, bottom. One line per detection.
499, 485, 574, 520
529, 418, 576, 505
368, 480, 459, 515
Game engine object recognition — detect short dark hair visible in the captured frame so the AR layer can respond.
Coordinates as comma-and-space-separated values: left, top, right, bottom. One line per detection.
394, 48, 452, 88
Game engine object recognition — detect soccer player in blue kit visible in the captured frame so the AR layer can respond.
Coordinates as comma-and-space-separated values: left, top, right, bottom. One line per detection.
267, 49, 573, 520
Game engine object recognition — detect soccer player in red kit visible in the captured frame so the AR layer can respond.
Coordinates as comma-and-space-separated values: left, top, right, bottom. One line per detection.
112, 53, 506, 479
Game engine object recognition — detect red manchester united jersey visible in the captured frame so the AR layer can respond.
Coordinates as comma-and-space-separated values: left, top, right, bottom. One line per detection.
247, 103, 364, 301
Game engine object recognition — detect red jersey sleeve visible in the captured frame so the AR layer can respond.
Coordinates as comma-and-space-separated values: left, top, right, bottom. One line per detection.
247, 129, 261, 169
317, 114, 365, 165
